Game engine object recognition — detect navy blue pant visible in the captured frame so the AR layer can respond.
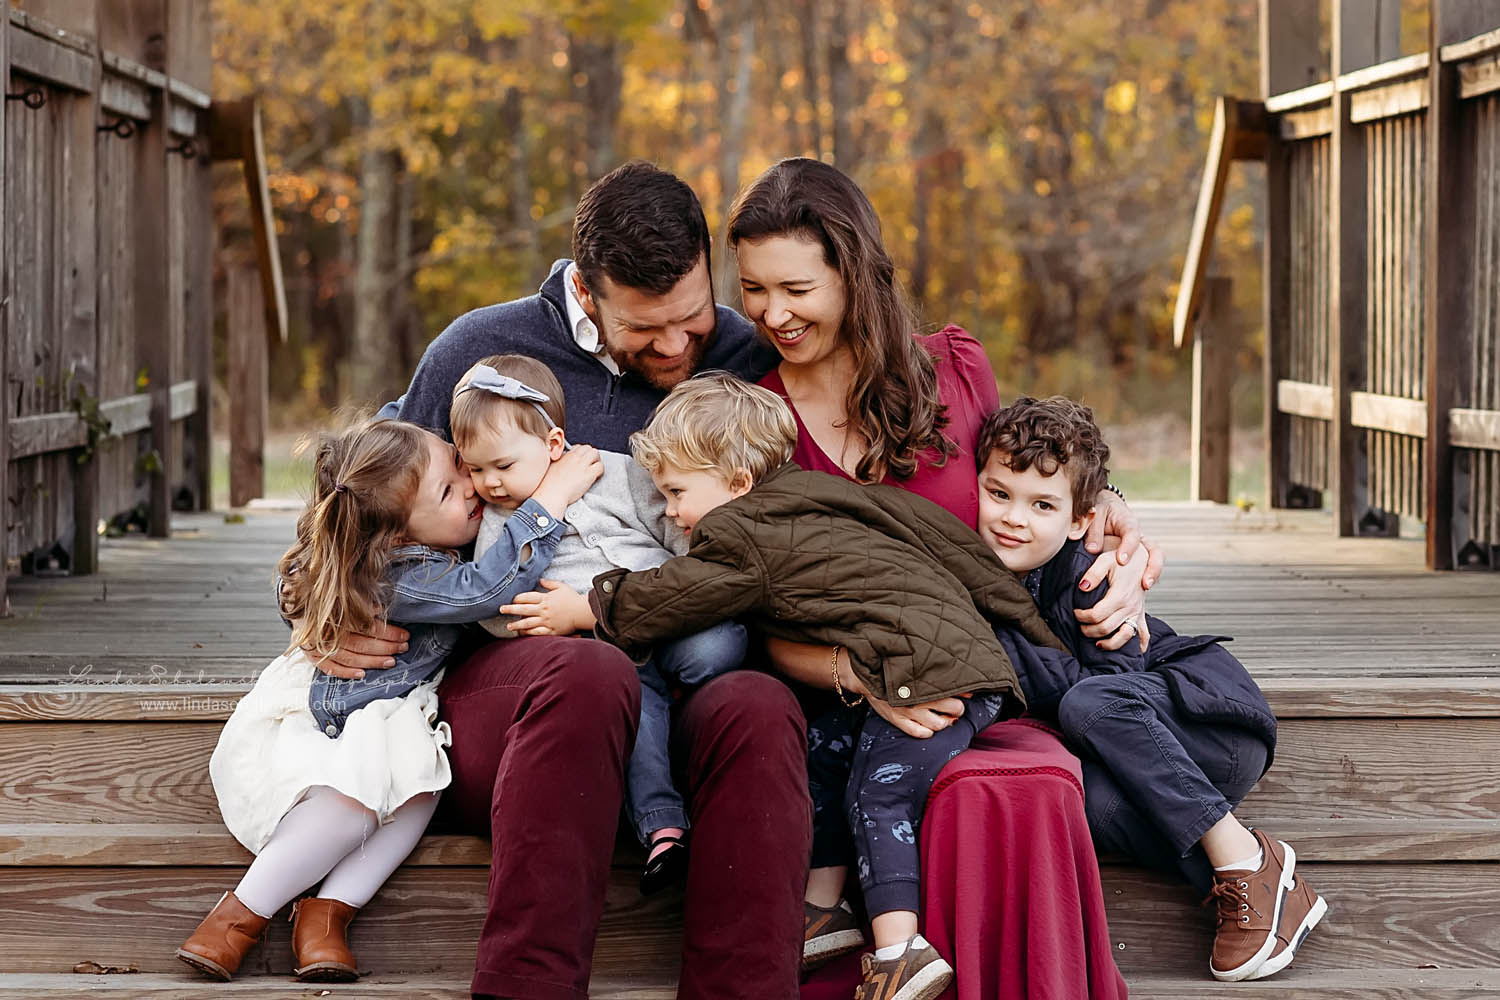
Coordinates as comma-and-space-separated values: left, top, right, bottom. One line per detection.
806, 692, 1010, 917
1057, 671, 1270, 894
626, 622, 749, 843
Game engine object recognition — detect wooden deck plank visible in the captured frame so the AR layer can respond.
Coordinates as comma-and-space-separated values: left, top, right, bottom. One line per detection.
5, 816, 1499, 866
0, 863, 1495, 977
1, 504, 1497, 684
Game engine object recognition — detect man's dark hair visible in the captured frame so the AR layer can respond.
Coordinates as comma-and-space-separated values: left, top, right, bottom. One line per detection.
571, 161, 712, 297
976, 396, 1110, 518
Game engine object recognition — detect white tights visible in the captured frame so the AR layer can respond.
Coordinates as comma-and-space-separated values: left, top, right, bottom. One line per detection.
234, 785, 439, 918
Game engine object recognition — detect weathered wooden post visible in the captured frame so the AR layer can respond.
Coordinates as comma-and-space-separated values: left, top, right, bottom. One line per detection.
1191, 276, 1235, 503
227, 263, 268, 508
1260, 1, 1323, 512
1329, 0, 1401, 537
1, 8, 9, 615
211, 96, 286, 508
1428, 0, 1500, 569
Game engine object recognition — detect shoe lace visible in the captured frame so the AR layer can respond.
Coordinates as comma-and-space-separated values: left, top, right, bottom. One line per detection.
1204, 878, 1255, 926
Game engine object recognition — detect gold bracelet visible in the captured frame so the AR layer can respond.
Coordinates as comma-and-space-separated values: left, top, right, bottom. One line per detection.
831, 646, 863, 707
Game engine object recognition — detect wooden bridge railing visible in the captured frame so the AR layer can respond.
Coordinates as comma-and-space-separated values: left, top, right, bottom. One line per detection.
1, 2, 214, 614
1180, 0, 1500, 570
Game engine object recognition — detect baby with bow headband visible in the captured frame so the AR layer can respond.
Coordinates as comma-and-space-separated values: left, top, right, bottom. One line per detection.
448, 354, 749, 895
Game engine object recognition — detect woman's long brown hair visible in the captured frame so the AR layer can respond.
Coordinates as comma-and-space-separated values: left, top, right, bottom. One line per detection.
277, 420, 429, 660
727, 157, 956, 482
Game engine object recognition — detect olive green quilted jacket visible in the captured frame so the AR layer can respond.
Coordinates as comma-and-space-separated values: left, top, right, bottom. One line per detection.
590, 462, 1063, 707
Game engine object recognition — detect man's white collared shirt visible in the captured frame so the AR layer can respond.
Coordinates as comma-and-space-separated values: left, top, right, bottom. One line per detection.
564, 262, 620, 376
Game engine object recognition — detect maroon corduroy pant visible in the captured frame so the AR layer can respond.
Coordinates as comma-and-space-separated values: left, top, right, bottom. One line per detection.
438, 637, 810, 1000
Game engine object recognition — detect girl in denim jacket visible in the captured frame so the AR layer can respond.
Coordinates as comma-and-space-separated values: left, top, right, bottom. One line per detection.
176, 418, 601, 984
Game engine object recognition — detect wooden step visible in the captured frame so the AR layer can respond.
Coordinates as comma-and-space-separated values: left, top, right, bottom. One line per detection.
4, 712, 1496, 826
4, 969, 1500, 999
1, 863, 1495, 979
5, 816, 1499, 867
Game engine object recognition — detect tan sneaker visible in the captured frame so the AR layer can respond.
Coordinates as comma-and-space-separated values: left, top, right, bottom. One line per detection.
853, 935, 953, 1000
1205, 828, 1296, 981
802, 899, 867, 971
1248, 866, 1328, 980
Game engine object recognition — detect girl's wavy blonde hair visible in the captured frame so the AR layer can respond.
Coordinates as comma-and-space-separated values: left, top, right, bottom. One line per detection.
276, 419, 430, 660
629, 373, 797, 484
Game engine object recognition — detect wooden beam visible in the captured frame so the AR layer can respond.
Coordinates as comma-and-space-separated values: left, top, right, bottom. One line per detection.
1263, 102, 1294, 508
1426, 0, 1490, 569
1191, 277, 1234, 503
210, 97, 288, 346
98, 71, 151, 119
1440, 25, 1500, 62
1259, 0, 1325, 99
1280, 107, 1335, 139
1350, 391, 1429, 437
1336, 51, 1430, 91
1277, 379, 1336, 421
1174, 97, 1266, 348
7, 19, 93, 92
1264, 81, 1335, 112
5, 385, 197, 460
1349, 77, 1431, 122
68, 15, 101, 577
1449, 408, 1500, 451
1329, 2, 1383, 537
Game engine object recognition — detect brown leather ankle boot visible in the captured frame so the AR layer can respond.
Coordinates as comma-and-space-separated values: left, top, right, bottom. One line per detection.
175, 890, 270, 981
291, 896, 360, 982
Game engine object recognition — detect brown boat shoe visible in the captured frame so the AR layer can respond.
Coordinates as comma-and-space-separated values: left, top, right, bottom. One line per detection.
175, 890, 270, 981
1205, 828, 1297, 981
1248, 864, 1329, 980
802, 898, 867, 971
291, 896, 360, 982
853, 934, 954, 1000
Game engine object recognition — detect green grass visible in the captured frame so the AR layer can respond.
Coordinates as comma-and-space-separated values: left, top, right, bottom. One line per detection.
211, 435, 313, 509
1110, 454, 1267, 504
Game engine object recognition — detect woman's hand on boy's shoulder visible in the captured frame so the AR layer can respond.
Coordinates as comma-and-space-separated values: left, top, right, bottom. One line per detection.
302, 621, 409, 680
1074, 543, 1151, 653
1082, 490, 1165, 590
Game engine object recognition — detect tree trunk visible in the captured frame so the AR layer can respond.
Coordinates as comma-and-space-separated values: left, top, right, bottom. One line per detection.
498, 36, 538, 283
573, 35, 622, 183
349, 125, 398, 406
827, 0, 854, 171
797, 0, 823, 157
715, 0, 756, 302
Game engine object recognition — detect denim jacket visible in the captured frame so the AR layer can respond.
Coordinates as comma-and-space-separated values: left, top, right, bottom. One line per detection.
308, 498, 565, 737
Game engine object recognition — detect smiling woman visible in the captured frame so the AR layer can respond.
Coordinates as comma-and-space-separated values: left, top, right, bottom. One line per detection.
727, 158, 1132, 1000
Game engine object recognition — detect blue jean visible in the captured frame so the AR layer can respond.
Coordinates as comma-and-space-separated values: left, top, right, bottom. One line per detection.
625, 621, 749, 843
1057, 670, 1270, 894
807, 692, 1011, 917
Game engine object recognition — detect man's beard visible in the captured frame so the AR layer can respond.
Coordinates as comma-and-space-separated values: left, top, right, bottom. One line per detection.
607, 336, 710, 391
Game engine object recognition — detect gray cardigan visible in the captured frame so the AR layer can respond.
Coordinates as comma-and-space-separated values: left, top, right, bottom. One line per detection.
475, 449, 687, 637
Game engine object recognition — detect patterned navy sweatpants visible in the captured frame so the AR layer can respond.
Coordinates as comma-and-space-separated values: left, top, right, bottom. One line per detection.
806, 691, 1010, 917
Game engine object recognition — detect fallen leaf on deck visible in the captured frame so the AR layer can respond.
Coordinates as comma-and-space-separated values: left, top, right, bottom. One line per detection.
73, 961, 140, 975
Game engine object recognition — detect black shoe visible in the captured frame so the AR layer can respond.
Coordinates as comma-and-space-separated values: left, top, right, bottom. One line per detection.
639, 834, 688, 895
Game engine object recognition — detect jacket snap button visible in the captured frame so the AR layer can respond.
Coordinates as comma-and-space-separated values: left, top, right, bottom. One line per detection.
587, 534, 599, 544
602, 580, 614, 593
897, 685, 911, 699
324, 723, 338, 737
536, 515, 550, 527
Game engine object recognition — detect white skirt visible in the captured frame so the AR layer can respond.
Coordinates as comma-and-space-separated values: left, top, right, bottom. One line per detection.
210, 649, 453, 854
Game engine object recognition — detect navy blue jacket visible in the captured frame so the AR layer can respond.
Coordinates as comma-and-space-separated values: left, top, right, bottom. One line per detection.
381, 259, 781, 450
994, 539, 1277, 766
